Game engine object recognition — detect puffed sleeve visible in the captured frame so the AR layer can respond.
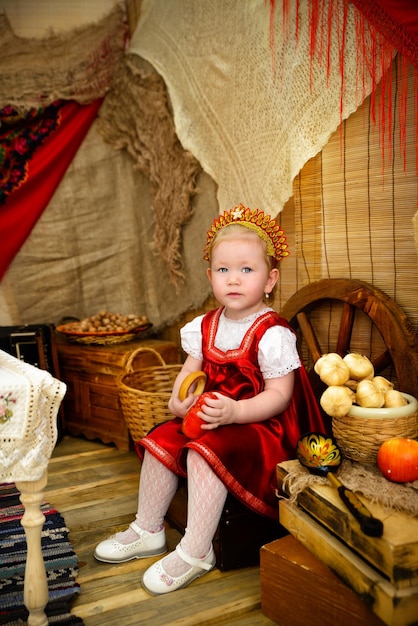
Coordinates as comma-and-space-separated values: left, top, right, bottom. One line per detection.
180, 314, 204, 360
258, 326, 301, 378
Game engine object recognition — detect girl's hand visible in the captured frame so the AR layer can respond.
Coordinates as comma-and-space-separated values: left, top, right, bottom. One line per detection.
195, 392, 240, 430
168, 355, 205, 419
194, 372, 295, 428
168, 391, 196, 419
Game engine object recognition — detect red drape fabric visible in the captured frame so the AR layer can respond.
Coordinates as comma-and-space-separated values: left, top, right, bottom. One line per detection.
347, 0, 418, 178
349, 0, 418, 68
0, 99, 102, 281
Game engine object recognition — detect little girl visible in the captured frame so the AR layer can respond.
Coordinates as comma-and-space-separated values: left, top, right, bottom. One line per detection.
94, 203, 328, 595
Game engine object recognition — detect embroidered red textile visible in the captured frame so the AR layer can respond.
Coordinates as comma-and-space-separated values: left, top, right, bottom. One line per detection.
0, 98, 102, 281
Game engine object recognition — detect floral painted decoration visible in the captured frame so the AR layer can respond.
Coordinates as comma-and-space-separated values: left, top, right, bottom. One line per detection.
0, 392, 16, 424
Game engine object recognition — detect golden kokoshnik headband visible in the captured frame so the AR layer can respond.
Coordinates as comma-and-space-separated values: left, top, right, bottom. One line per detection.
203, 203, 289, 262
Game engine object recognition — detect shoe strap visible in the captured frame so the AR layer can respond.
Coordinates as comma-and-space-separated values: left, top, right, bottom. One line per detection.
130, 521, 165, 537
129, 521, 145, 536
176, 542, 213, 571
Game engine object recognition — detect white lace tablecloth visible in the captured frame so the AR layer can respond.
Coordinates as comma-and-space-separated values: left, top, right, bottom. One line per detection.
130, 0, 390, 215
0, 348, 66, 626
0, 348, 66, 482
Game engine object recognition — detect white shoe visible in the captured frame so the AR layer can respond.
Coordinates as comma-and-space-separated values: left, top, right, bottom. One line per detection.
141, 542, 216, 595
94, 522, 168, 563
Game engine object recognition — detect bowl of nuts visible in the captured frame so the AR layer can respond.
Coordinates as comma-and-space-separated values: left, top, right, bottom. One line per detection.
57, 311, 152, 345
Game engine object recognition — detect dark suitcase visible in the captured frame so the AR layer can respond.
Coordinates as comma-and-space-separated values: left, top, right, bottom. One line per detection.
0, 324, 60, 377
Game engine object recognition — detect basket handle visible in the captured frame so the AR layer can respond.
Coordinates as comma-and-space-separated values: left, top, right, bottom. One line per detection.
123, 347, 168, 373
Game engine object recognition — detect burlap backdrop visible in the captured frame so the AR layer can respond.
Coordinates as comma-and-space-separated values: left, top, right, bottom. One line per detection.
0, 1, 416, 339
0, 118, 218, 330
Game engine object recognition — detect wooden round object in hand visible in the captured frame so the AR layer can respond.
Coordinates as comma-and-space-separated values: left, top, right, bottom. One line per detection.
178, 371, 207, 401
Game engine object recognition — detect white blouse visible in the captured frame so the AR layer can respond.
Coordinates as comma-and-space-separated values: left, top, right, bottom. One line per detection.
180, 308, 300, 379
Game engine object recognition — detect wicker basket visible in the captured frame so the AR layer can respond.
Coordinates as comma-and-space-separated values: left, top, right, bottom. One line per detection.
117, 347, 182, 441
57, 322, 152, 345
332, 393, 418, 465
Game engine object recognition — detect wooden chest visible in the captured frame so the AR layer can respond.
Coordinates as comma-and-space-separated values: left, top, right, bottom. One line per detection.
261, 536, 386, 626
275, 460, 418, 626
56, 335, 179, 450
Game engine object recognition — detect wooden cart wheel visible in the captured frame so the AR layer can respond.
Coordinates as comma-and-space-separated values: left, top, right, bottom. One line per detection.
280, 278, 418, 399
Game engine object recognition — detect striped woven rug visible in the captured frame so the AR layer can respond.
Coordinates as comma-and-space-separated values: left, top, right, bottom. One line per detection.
0, 483, 84, 625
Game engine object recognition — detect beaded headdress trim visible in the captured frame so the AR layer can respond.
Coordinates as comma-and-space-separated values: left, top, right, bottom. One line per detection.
203, 203, 289, 262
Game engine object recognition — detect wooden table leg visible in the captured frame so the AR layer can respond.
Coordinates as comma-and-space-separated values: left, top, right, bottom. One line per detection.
16, 472, 49, 626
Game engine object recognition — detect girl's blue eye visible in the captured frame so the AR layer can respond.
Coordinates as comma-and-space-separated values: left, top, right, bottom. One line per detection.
242, 267, 252, 273
218, 267, 228, 273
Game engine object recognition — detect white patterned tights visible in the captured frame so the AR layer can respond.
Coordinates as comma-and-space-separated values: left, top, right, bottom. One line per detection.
115, 449, 227, 577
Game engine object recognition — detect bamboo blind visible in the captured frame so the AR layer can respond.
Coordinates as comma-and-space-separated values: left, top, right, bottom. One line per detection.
276, 59, 417, 381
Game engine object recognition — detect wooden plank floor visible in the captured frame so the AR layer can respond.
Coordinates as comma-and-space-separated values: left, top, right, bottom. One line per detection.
46, 435, 278, 626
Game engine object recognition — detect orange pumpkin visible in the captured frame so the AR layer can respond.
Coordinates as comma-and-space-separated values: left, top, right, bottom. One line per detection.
377, 437, 418, 483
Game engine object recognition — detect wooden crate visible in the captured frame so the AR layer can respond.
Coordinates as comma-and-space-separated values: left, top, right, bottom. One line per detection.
56, 335, 179, 450
276, 460, 418, 588
276, 460, 418, 626
278, 502, 418, 626
261, 535, 386, 626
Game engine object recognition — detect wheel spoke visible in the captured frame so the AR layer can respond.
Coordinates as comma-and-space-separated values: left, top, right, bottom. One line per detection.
372, 350, 392, 375
336, 302, 356, 356
296, 312, 322, 362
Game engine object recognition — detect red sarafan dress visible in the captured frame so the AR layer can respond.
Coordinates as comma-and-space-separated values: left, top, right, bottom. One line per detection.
137, 307, 329, 519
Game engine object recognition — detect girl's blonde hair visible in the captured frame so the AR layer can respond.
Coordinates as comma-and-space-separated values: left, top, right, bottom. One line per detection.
210, 224, 277, 271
